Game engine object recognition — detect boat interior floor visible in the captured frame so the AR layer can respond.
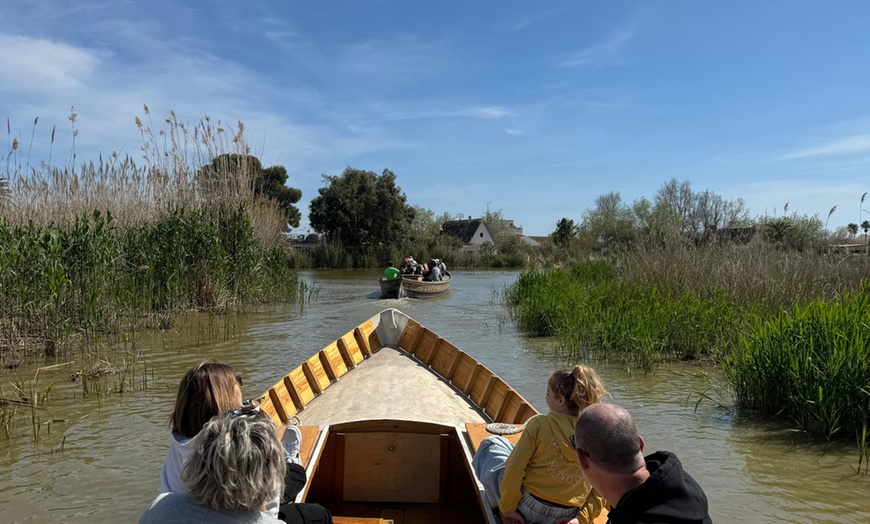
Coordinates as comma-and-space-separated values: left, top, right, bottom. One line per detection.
323, 502, 484, 524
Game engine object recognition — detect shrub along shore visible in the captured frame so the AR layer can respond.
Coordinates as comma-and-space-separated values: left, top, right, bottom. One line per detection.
504, 250, 870, 461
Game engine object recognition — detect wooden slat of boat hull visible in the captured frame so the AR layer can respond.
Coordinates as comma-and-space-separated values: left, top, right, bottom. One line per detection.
401, 276, 450, 298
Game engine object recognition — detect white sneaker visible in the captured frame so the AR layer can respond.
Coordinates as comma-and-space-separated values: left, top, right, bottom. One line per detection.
282, 424, 302, 465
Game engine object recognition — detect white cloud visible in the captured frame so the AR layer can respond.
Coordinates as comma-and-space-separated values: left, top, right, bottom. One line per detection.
464, 106, 511, 119
496, 8, 563, 32
0, 34, 104, 92
781, 134, 870, 159
339, 35, 442, 79
559, 28, 633, 68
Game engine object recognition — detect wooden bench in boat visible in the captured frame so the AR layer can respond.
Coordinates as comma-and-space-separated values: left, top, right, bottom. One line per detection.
333, 519, 393, 524
465, 422, 524, 453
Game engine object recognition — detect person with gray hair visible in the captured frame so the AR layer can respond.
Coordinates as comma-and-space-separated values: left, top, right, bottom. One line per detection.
568, 403, 712, 524
140, 411, 286, 523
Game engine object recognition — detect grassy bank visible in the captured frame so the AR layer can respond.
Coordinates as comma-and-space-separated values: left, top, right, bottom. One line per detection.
504, 248, 870, 452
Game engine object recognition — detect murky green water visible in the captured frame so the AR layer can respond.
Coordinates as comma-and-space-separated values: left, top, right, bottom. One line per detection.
0, 269, 867, 522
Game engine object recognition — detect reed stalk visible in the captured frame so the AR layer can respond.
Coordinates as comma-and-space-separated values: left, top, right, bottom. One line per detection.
1, 108, 307, 400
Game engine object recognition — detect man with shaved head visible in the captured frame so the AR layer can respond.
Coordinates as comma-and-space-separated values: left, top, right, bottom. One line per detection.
569, 403, 712, 524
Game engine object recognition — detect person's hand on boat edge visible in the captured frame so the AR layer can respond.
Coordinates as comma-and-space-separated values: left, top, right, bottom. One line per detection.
501, 510, 525, 524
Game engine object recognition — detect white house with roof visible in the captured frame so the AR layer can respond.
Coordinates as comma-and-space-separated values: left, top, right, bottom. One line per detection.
440, 217, 540, 251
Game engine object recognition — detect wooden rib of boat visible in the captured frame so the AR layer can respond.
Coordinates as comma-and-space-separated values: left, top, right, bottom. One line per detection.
401, 274, 450, 298
378, 278, 402, 299
256, 308, 607, 524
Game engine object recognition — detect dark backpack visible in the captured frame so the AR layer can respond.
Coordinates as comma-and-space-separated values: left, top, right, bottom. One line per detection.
279, 503, 333, 524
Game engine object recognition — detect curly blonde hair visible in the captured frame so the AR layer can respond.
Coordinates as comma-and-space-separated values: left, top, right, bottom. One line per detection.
549, 364, 607, 416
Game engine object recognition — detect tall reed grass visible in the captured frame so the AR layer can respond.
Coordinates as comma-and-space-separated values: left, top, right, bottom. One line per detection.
504, 260, 745, 369
726, 290, 870, 452
1, 107, 305, 382
504, 246, 870, 455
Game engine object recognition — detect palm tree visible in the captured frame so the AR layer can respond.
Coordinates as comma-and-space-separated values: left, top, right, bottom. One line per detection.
847, 223, 859, 240
862, 220, 870, 237
762, 218, 793, 247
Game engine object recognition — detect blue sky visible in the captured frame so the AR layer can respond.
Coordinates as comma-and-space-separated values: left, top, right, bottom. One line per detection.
3, 1, 869, 235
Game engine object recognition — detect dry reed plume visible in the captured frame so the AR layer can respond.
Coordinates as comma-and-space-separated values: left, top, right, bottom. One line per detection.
2, 106, 287, 243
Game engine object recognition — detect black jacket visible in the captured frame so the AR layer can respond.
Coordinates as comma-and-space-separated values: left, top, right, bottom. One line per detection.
607, 451, 712, 524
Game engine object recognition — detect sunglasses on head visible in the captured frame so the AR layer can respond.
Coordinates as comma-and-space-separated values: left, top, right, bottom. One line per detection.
227, 399, 261, 418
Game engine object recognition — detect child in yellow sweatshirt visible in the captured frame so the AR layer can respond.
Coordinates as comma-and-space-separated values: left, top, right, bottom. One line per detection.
473, 365, 608, 524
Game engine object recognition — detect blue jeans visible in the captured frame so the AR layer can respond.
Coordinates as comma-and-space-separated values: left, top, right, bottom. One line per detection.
472, 436, 578, 524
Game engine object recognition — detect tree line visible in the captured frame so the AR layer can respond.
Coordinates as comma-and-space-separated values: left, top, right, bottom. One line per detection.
551, 179, 865, 254
193, 154, 866, 267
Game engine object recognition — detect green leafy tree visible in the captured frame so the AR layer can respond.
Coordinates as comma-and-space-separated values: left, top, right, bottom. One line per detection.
552, 218, 578, 248
409, 205, 444, 240
631, 197, 683, 247
199, 154, 302, 228
580, 191, 636, 248
309, 167, 414, 263
847, 222, 859, 239
405, 206, 460, 261
481, 208, 513, 243
257, 165, 302, 228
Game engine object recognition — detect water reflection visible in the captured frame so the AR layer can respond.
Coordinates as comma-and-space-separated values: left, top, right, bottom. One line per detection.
0, 269, 867, 523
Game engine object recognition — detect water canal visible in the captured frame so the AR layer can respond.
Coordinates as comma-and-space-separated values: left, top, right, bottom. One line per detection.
0, 269, 867, 522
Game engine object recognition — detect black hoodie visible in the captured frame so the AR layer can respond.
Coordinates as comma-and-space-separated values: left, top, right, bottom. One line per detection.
606, 451, 712, 524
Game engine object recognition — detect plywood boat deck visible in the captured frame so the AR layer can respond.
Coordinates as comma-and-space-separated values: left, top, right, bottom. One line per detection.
297, 346, 488, 427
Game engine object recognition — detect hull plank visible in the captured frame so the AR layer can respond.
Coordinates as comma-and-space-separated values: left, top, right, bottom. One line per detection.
401, 275, 450, 298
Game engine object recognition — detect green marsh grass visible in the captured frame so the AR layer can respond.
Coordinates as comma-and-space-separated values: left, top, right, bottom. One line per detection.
2, 108, 307, 398
505, 247, 870, 457
726, 290, 870, 449
504, 259, 745, 369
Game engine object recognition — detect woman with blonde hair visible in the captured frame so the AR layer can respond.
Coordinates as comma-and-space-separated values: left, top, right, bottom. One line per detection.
473, 365, 609, 524
158, 361, 308, 520
141, 410, 285, 523
160, 361, 251, 493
